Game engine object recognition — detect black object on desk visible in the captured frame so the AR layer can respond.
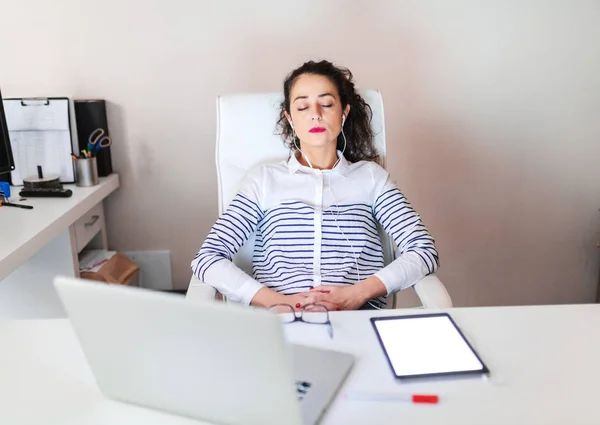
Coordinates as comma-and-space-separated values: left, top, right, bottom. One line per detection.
75, 100, 113, 177
0, 86, 15, 176
0, 188, 33, 209
19, 187, 73, 198
1, 200, 33, 209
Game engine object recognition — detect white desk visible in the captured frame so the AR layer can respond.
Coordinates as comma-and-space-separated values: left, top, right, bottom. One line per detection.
0, 304, 599, 425
0, 175, 119, 319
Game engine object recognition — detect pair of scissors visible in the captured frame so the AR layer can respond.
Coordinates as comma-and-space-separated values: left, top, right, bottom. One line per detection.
87, 128, 112, 156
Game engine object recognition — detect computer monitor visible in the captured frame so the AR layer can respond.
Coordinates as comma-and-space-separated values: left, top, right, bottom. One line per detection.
0, 88, 15, 175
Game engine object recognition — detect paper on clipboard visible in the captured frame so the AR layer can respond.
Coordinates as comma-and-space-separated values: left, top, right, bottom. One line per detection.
2, 98, 75, 185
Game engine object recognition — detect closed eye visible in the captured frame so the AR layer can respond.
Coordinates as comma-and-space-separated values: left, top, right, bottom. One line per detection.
297, 104, 332, 111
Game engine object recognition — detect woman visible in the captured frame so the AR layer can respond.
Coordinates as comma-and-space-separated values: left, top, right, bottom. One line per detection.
191, 60, 438, 311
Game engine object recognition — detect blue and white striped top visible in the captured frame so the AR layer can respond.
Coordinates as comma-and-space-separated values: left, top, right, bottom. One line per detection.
191, 152, 438, 306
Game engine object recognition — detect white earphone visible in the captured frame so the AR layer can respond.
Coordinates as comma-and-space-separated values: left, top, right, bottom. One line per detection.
289, 119, 313, 168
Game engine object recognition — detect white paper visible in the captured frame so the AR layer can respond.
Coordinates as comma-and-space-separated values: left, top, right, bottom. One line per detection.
4, 99, 70, 131
79, 250, 117, 272
2, 98, 75, 185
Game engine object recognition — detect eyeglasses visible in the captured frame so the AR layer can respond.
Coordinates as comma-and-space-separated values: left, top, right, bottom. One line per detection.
268, 303, 334, 339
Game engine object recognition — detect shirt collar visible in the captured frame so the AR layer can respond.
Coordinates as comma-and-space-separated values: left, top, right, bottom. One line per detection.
287, 150, 350, 176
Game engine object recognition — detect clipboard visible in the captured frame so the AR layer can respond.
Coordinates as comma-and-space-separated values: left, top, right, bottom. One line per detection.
2, 97, 79, 185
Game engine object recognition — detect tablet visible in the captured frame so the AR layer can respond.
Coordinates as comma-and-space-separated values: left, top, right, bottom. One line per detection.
371, 313, 489, 380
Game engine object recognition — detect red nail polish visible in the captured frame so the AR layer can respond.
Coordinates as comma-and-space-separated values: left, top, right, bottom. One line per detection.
336, 308, 341, 311
295, 303, 301, 308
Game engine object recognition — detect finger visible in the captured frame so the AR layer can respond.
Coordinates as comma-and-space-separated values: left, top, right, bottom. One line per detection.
289, 294, 309, 310
302, 296, 317, 306
309, 288, 330, 294
304, 292, 331, 306
311, 285, 336, 293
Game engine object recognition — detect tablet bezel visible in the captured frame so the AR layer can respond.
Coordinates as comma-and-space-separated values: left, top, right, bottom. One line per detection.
370, 312, 490, 380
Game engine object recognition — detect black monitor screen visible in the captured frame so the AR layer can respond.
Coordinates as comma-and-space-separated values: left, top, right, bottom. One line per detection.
0, 88, 15, 175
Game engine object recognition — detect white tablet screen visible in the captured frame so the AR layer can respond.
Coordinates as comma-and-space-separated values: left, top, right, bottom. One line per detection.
372, 314, 486, 378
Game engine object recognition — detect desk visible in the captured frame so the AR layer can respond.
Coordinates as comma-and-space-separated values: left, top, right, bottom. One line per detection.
0, 175, 119, 319
0, 304, 599, 425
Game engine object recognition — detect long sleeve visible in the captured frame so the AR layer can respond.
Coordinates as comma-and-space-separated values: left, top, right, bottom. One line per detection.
371, 166, 439, 294
190, 169, 265, 305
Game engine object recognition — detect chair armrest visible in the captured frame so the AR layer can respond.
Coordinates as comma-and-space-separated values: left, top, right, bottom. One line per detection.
186, 275, 217, 302
413, 274, 453, 309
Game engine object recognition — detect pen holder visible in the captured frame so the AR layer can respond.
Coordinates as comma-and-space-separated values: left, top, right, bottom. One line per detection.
74, 157, 99, 187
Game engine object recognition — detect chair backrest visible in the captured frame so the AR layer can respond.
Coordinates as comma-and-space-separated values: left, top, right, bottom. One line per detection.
215, 90, 392, 276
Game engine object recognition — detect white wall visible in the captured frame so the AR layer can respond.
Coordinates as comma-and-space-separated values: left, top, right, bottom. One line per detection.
1, 0, 599, 306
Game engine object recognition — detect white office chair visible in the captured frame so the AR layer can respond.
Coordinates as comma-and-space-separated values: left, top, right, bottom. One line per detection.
187, 91, 452, 309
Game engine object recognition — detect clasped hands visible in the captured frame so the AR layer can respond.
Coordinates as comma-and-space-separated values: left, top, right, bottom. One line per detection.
283, 276, 386, 311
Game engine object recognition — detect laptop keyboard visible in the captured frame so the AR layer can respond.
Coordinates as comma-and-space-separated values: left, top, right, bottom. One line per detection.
295, 381, 312, 401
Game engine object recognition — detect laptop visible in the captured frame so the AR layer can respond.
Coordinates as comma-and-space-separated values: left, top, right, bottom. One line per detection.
53, 276, 353, 425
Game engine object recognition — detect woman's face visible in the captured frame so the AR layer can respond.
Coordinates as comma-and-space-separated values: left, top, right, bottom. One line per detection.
285, 73, 350, 151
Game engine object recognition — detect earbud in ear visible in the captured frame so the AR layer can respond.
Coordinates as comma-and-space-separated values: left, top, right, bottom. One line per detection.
289, 121, 295, 130
342, 115, 346, 126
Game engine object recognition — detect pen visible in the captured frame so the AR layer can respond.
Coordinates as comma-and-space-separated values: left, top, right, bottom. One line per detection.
0, 201, 33, 210
343, 391, 439, 404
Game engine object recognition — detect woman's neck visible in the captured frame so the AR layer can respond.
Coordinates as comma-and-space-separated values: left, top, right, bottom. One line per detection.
296, 144, 338, 170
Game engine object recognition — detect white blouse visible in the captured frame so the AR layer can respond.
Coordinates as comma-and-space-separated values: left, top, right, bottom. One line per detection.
192, 153, 439, 306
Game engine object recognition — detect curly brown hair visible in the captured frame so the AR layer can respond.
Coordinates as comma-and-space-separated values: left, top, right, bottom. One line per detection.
276, 60, 379, 164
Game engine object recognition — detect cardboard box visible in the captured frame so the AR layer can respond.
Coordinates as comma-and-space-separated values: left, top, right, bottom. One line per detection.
81, 252, 139, 285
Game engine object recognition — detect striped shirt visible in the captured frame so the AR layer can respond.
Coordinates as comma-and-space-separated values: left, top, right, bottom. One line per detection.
191, 152, 439, 306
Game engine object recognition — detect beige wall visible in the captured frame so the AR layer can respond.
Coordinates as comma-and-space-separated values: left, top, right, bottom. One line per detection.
1, 0, 599, 306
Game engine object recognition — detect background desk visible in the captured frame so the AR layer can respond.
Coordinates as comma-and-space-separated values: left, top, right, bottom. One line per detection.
0, 175, 119, 319
0, 304, 598, 425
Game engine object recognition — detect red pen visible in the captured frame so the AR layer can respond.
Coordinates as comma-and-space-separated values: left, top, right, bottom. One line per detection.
344, 391, 439, 404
